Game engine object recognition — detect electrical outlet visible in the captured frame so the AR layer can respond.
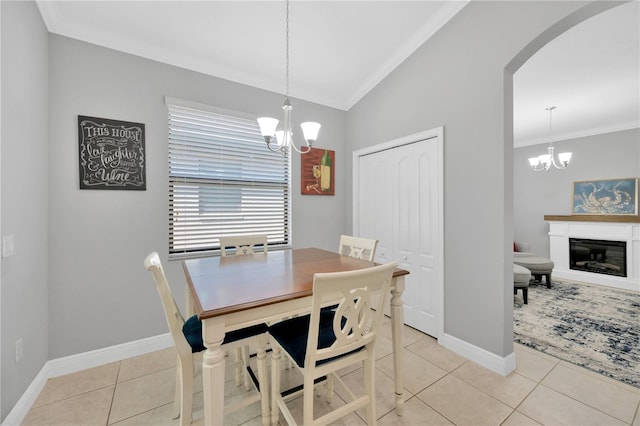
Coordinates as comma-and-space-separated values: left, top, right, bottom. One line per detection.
2, 235, 14, 258
16, 338, 23, 362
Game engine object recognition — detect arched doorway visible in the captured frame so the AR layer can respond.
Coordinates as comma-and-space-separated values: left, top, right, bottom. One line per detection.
504, 0, 630, 367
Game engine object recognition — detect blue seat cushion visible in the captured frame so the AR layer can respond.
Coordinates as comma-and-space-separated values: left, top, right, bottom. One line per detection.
268, 312, 361, 368
320, 304, 338, 315
182, 315, 268, 353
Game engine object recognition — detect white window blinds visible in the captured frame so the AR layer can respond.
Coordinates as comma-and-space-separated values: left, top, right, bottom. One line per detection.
167, 101, 290, 258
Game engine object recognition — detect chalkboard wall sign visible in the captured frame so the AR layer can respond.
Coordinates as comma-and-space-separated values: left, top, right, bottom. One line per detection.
78, 115, 146, 190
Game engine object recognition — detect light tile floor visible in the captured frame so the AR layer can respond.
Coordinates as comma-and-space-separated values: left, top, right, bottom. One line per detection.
22, 318, 640, 426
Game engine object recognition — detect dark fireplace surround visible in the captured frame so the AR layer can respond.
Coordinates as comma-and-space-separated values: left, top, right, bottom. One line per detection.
569, 238, 627, 277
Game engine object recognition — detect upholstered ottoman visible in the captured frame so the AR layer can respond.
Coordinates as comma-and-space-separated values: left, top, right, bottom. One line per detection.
513, 264, 531, 304
514, 256, 554, 288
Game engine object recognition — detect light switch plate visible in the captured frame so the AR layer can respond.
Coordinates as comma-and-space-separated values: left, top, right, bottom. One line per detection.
3, 235, 14, 258
16, 338, 23, 362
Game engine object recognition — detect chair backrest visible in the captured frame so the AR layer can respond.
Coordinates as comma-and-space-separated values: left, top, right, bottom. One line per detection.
144, 252, 192, 358
305, 262, 397, 368
219, 234, 269, 256
338, 235, 378, 262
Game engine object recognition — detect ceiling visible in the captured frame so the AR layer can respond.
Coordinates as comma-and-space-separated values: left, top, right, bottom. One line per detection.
36, 1, 639, 146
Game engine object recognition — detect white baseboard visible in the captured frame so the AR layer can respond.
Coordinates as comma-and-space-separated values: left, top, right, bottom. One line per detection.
439, 333, 516, 376
1, 367, 49, 426
3, 331, 518, 425
2, 333, 173, 426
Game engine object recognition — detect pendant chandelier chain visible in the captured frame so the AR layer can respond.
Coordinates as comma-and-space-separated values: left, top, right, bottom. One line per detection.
285, 0, 290, 98
547, 106, 555, 144
256, 0, 321, 155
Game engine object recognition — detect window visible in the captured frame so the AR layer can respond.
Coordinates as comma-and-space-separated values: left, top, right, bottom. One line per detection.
167, 98, 290, 258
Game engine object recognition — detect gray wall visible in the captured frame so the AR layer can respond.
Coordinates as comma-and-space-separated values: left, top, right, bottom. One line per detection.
1, 3, 347, 416
514, 128, 640, 257
0, 1, 49, 419
1, 0, 630, 419
47, 35, 347, 359
346, 0, 594, 357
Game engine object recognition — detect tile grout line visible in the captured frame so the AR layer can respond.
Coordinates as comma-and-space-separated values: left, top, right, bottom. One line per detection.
105, 360, 122, 425
535, 361, 637, 425
445, 361, 519, 426
26, 381, 118, 412
507, 357, 562, 426
505, 377, 545, 425
632, 400, 640, 426
409, 363, 467, 426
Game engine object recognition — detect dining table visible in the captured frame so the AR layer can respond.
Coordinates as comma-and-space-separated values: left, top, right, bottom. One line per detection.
182, 247, 410, 426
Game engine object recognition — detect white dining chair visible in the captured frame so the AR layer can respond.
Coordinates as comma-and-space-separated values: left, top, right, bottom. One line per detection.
338, 234, 378, 261
219, 234, 269, 388
219, 234, 268, 256
321, 235, 380, 318
144, 252, 270, 425
269, 262, 397, 425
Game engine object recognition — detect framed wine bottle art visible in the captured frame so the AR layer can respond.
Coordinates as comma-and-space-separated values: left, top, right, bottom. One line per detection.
301, 148, 335, 195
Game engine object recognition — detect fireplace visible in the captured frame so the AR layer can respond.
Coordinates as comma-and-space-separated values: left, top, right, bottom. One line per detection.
569, 238, 627, 277
546, 215, 639, 292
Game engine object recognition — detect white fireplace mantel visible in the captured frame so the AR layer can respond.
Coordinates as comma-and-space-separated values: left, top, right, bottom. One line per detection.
545, 215, 640, 292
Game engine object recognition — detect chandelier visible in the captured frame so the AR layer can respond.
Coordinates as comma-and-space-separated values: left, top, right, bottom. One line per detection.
257, 0, 320, 156
528, 106, 572, 171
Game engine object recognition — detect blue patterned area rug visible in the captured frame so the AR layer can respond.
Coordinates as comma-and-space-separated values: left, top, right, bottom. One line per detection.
513, 278, 640, 388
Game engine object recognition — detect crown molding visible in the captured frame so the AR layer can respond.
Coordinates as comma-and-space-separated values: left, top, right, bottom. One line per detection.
514, 120, 640, 148
343, 0, 470, 111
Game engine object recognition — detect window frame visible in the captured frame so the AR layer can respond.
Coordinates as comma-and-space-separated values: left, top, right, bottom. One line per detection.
165, 97, 292, 260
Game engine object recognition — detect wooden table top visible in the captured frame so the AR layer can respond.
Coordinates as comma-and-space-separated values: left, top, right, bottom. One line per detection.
182, 247, 409, 319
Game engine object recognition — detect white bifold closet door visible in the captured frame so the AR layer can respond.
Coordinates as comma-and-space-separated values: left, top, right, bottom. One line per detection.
356, 134, 441, 337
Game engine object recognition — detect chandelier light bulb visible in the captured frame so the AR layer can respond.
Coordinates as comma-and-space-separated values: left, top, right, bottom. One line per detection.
558, 151, 572, 166
257, 117, 279, 141
301, 121, 321, 145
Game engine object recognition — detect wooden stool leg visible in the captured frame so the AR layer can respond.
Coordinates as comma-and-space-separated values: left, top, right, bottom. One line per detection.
545, 273, 551, 288
522, 288, 528, 304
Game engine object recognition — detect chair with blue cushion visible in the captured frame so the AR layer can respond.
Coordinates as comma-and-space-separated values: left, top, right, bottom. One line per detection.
219, 234, 268, 257
219, 234, 269, 387
321, 235, 379, 316
144, 252, 270, 426
269, 262, 397, 425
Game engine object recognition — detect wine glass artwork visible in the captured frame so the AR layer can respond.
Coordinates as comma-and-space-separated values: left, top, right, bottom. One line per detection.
304, 164, 322, 193
301, 148, 335, 196
312, 165, 321, 186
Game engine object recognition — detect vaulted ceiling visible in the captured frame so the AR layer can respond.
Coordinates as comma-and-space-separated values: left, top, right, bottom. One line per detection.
36, 1, 639, 146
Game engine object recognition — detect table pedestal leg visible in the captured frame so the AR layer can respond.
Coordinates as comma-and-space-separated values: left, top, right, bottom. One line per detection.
270, 346, 282, 426
390, 276, 406, 416
256, 333, 271, 426
202, 317, 225, 425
